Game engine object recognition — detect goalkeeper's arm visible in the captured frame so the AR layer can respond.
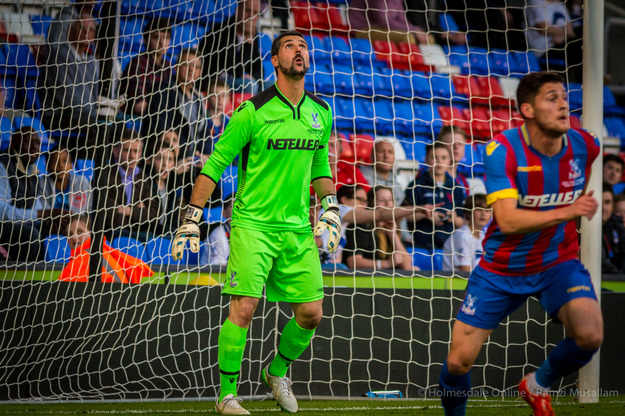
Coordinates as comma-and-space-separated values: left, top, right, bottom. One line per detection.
171, 175, 217, 260
311, 177, 341, 253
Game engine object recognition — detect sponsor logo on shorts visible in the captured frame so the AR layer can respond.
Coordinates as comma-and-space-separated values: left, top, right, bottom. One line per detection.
461, 294, 477, 316
229, 271, 238, 288
567, 285, 591, 294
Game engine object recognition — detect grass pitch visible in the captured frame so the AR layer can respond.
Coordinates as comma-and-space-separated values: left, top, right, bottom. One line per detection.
0, 396, 624, 416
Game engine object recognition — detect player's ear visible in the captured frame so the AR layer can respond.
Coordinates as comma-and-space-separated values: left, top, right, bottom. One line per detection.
520, 102, 534, 119
271, 54, 278, 68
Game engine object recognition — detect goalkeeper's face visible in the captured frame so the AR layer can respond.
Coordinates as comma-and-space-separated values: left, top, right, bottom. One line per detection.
273, 36, 309, 80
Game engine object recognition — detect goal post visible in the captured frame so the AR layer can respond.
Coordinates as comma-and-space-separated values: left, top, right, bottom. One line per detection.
579, 0, 604, 403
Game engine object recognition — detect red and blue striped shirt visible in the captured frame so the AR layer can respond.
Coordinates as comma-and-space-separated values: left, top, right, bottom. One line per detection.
480, 125, 600, 275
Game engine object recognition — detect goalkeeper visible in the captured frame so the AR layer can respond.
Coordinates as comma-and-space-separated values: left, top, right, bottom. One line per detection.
172, 31, 339, 415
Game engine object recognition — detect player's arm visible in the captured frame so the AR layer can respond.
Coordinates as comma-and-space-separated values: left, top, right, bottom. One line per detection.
342, 205, 430, 225
171, 101, 253, 260
492, 192, 597, 235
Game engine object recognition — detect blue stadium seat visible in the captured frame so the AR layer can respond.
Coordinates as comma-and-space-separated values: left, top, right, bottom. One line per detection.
410, 71, 432, 100
467, 46, 489, 75
567, 83, 583, 111
429, 73, 455, 102
603, 86, 625, 116
353, 69, 374, 96
263, 60, 277, 86
326, 36, 351, 65
390, 69, 412, 98
354, 97, 375, 132
170, 23, 206, 54
0, 116, 11, 151
398, 137, 427, 162
510, 51, 541, 75
414, 103, 443, 134
432, 248, 444, 271
394, 100, 416, 135
306, 35, 331, 64
350, 37, 375, 65
605, 117, 625, 139
4, 43, 38, 78
74, 159, 94, 182
110, 237, 148, 263
259, 32, 273, 61
145, 237, 177, 265
373, 99, 394, 135
371, 67, 393, 96
35, 155, 47, 175
119, 16, 146, 53
335, 97, 355, 130
204, 206, 224, 223
409, 247, 434, 271
30, 14, 53, 38
488, 49, 511, 77
332, 64, 355, 95
444, 44, 470, 74
311, 64, 334, 95
44, 235, 71, 263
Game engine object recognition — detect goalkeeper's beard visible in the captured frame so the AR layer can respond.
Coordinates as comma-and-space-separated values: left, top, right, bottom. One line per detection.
278, 57, 309, 80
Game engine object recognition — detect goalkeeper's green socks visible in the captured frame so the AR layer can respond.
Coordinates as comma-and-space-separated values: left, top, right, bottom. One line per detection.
218, 319, 248, 402
269, 318, 315, 378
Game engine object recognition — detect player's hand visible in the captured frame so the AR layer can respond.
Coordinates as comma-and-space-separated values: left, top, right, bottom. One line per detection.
570, 190, 598, 220
313, 195, 342, 253
172, 205, 203, 261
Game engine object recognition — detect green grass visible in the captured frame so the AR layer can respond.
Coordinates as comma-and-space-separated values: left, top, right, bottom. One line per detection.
0, 397, 624, 415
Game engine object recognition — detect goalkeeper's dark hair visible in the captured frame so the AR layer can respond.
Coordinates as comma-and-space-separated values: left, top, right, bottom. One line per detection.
271, 30, 306, 56
142, 17, 171, 45
516, 71, 565, 116
367, 185, 394, 208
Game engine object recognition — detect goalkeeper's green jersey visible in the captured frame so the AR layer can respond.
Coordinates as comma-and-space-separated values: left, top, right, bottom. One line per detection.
201, 84, 333, 233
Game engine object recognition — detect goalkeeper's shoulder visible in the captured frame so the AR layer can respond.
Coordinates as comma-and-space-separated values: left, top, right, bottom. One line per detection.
305, 90, 331, 113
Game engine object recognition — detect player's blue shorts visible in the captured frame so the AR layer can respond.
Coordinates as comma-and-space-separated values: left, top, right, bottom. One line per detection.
456, 259, 597, 330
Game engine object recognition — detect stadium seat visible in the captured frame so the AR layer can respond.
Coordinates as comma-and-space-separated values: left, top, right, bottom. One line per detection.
353, 69, 374, 96
510, 51, 540, 76
490, 108, 515, 135
498, 76, 520, 104
371, 67, 393, 96
259, 32, 272, 60
467, 46, 490, 75
410, 71, 432, 100
605, 117, 625, 139
350, 37, 375, 65
110, 237, 149, 263
429, 73, 455, 102
145, 237, 177, 265
438, 105, 470, 132
204, 206, 224, 223
292, 1, 323, 32
463, 106, 491, 140
3, 43, 38, 78
119, 17, 146, 53
306, 35, 331, 65
488, 49, 511, 77
30, 14, 53, 39
390, 69, 412, 98
333, 64, 355, 95
419, 44, 449, 71
326, 36, 351, 64
414, 103, 443, 134
0, 116, 11, 151
353, 97, 375, 132
373, 99, 394, 135
569, 114, 582, 130
393, 100, 416, 135
170, 23, 205, 52
2, 12, 34, 40
396, 42, 429, 72
432, 248, 444, 271
409, 247, 434, 271
398, 137, 428, 162
43, 235, 71, 263
74, 159, 95, 182
567, 83, 583, 112
334, 97, 355, 130
35, 155, 46, 175
444, 44, 470, 74
320, 2, 349, 33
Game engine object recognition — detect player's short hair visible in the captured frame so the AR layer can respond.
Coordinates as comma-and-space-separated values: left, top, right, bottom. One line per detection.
115, 127, 141, 147
271, 30, 306, 56
367, 185, 394, 208
614, 193, 625, 204
337, 184, 365, 203
436, 125, 467, 143
603, 154, 624, 169
516, 71, 565, 111
177, 47, 200, 65
425, 141, 453, 159
142, 17, 171, 45
67, 214, 92, 233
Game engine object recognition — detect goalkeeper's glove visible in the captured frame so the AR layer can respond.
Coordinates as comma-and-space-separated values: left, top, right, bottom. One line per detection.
172, 205, 202, 261
313, 195, 342, 253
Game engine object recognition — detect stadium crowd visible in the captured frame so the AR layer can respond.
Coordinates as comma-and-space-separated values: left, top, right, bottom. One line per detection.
0, 0, 621, 276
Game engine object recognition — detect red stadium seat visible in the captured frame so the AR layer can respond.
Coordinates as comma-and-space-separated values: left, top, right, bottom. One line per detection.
490, 108, 515, 135
397, 42, 430, 72
291, 1, 320, 32
453, 75, 511, 107
438, 105, 470, 132
318, 3, 349, 33
349, 133, 374, 164
372, 40, 394, 67
463, 106, 491, 140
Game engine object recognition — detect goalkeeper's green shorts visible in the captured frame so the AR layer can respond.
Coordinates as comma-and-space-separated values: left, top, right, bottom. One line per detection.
223, 226, 324, 303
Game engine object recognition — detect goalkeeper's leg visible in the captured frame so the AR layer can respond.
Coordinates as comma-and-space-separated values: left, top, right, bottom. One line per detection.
218, 296, 259, 402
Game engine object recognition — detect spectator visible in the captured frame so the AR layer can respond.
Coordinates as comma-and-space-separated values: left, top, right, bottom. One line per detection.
207, 79, 232, 141
120, 18, 173, 116
101, 128, 156, 242
359, 138, 405, 206
442, 193, 491, 272
208, 197, 233, 266
47, 0, 96, 44
602, 183, 625, 274
328, 133, 370, 192
614, 193, 625, 228
199, 0, 263, 93
603, 154, 624, 187
405, 0, 467, 45
525, 0, 582, 82
41, 148, 92, 214
436, 125, 486, 195
404, 141, 466, 251
40, 14, 101, 158
133, 143, 181, 238
144, 48, 212, 161
343, 186, 416, 271
0, 127, 69, 261
59, 214, 154, 283
348, 0, 430, 44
